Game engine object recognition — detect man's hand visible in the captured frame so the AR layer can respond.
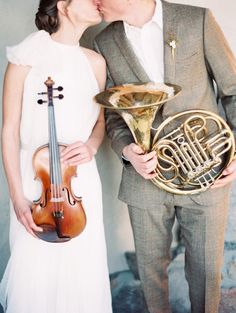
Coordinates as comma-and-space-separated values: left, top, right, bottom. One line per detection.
123, 143, 158, 179
211, 159, 236, 189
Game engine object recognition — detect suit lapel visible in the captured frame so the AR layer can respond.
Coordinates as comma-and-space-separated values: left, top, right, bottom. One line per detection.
112, 22, 150, 82
112, 2, 179, 84
162, 0, 179, 84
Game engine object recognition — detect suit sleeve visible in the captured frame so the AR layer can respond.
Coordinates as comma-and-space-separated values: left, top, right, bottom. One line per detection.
204, 8, 236, 138
94, 39, 134, 162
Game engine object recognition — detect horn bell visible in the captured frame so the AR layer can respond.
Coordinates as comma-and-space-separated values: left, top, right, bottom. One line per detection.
95, 82, 181, 152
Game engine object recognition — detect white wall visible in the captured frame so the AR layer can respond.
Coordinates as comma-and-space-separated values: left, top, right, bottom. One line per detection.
0, 0, 236, 278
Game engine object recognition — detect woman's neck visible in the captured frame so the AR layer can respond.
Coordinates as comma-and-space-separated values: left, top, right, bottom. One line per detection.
51, 21, 87, 46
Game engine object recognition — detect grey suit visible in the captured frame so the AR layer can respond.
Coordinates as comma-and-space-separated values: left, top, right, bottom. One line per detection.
95, 1, 236, 313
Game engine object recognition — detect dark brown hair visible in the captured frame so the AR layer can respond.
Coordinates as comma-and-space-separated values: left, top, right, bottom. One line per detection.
35, 0, 71, 34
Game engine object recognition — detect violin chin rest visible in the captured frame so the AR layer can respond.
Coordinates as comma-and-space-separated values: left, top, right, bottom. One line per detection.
34, 224, 71, 243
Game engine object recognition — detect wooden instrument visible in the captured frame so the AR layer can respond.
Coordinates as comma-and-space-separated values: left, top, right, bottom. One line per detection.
31, 77, 86, 243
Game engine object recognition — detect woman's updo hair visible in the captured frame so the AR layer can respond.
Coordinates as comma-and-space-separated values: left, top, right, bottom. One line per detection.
35, 0, 71, 34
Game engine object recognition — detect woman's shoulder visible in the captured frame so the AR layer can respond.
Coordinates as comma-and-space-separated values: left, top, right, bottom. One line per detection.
81, 47, 106, 70
6, 30, 48, 66
81, 47, 106, 91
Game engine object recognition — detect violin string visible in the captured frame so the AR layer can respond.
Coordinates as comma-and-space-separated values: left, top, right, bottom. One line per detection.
50, 104, 59, 215
48, 85, 64, 234
54, 106, 61, 211
51, 99, 62, 215
53, 107, 60, 214
49, 106, 56, 214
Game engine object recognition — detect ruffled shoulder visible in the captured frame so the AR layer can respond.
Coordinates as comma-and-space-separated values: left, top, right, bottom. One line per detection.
6, 30, 48, 67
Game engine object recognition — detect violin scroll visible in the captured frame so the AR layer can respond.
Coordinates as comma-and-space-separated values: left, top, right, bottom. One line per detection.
37, 77, 64, 105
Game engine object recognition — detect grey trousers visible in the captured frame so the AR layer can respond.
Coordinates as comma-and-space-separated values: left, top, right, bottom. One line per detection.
128, 190, 230, 313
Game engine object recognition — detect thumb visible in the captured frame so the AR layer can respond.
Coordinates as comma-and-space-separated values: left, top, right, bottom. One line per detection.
131, 144, 144, 154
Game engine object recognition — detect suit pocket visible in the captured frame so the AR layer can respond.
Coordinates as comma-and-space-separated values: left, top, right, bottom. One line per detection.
176, 49, 200, 62
119, 167, 167, 209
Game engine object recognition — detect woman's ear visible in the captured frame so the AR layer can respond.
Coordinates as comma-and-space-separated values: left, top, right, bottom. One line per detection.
57, 1, 68, 17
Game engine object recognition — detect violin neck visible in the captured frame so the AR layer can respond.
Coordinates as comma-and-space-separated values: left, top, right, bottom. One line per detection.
48, 103, 62, 186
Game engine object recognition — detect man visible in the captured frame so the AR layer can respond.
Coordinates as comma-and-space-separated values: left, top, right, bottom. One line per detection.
94, 1, 236, 312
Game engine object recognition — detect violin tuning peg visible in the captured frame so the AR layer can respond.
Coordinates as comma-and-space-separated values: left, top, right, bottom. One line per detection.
38, 92, 47, 95
53, 94, 64, 100
37, 99, 47, 105
54, 86, 63, 91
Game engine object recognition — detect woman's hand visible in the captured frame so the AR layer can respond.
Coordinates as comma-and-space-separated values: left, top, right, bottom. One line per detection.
122, 143, 158, 179
61, 141, 96, 166
12, 197, 43, 237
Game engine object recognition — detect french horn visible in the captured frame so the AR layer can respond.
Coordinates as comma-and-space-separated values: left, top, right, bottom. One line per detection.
95, 83, 235, 195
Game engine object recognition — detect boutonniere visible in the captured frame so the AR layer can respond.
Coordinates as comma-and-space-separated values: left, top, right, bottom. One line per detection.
166, 35, 178, 60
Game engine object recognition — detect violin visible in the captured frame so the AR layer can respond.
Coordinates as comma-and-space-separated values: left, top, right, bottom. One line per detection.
31, 77, 86, 243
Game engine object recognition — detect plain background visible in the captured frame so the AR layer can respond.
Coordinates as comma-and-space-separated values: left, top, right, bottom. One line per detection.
0, 0, 236, 279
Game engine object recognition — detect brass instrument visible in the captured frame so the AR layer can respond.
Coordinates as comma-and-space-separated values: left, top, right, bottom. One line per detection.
95, 83, 235, 195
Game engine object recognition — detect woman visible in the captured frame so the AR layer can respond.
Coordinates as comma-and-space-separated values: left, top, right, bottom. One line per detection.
0, 0, 112, 312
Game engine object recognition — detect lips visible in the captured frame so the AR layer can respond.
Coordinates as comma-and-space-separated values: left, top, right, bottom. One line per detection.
94, 0, 101, 11
93, 3, 101, 13
96, 4, 101, 12
98, 5, 105, 14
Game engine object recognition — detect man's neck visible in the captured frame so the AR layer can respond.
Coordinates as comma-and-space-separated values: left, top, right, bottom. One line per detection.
124, 0, 156, 28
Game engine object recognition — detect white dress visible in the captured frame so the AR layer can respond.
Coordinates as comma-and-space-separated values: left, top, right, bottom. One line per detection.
0, 30, 112, 313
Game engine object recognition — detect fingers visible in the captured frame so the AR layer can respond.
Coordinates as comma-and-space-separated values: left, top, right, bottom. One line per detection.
124, 144, 158, 179
20, 215, 37, 237
211, 160, 236, 189
139, 170, 158, 180
128, 143, 156, 161
137, 155, 158, 178
136, 154, 157, 171
65, 153, 91, 166
211, 174, 233, 189
140, 151, 157, 163
222, 160, 236, 176
18, 209, 43, 237
61, 142, 92, 165
61, 141, 84, 156
61, 141, 84, 161
130, 143, 144, 155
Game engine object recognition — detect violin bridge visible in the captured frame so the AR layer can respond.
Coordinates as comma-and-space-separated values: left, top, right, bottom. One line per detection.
50, 197, 64, 202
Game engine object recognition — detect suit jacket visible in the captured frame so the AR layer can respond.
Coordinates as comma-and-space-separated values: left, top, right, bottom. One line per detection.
94, 0, 236, 209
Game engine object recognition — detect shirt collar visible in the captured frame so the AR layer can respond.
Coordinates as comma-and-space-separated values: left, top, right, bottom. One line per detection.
124, 0, 163, 34
152, 0, 163, 30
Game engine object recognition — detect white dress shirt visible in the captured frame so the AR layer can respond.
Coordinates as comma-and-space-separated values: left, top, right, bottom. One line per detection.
123, 0, 164, 83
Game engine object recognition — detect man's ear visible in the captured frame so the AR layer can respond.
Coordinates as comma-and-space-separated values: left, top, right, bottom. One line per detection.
57, 0, 68, 16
